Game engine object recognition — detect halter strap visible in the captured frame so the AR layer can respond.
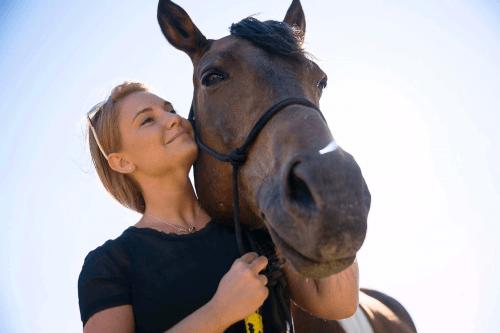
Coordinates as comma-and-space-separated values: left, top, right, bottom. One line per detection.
190, 97, 326, 333
189, 97, 326, 254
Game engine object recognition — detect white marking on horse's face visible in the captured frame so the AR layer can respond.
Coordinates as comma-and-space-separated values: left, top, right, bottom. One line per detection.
319, 140, 339, 155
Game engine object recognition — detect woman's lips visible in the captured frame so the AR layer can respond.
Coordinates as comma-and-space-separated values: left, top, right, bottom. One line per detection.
165, 131, 187, 144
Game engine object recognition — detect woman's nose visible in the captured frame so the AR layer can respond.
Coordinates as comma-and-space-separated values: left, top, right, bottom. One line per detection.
164, 113, 182, 129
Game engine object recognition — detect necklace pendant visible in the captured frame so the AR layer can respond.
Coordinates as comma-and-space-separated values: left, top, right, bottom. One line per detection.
187, 226, 196, 233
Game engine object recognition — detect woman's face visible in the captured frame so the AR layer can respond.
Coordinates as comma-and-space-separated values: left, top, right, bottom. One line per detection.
115, 90, 197, 177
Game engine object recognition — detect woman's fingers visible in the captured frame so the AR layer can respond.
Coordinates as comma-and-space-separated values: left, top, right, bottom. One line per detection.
257, 274, 268, 286
238, 253, 269, 287
239, 252, 259, 264
249, 255, 268, 274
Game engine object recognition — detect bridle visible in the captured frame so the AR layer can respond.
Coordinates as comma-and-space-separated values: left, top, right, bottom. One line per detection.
188, 97, 326, 333
188, 97, 326, 255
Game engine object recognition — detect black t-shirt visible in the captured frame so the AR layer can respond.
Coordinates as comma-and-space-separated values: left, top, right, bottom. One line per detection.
78, 221, 267, 332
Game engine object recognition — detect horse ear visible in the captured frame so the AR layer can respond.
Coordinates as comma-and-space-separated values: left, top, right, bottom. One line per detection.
283, 0, 306, 36
157, 0, 208, 61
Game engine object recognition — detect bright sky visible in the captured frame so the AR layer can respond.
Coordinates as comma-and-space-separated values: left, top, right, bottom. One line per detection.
1, 0, 499, 332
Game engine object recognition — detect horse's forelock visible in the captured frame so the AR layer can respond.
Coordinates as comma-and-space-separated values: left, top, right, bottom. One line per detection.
229, 17, 305, 60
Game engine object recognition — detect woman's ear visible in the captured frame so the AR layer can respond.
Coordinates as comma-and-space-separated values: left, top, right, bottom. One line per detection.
107, 153, 136, 174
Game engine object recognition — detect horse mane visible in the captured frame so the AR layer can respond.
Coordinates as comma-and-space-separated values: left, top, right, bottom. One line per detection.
230, 17, 305, 60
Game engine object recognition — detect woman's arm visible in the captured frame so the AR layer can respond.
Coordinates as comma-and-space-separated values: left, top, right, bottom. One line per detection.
164, 299, 232, 333
83, 305, 134, 333
283, 259, 359, 320
83, 301, 228, 333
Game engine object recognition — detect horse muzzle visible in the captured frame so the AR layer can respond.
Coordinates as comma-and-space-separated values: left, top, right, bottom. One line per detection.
258, 146, 371, 278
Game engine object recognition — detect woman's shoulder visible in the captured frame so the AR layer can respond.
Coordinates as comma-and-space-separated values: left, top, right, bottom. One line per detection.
85, 228, 130, 256
79, 229, 132, 279
78, 230, 133, 326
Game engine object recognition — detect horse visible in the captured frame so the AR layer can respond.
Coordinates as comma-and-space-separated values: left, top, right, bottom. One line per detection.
157, 0, 416, 332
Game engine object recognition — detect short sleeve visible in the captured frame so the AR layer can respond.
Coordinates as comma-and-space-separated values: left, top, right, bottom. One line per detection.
78, 242, 131, 326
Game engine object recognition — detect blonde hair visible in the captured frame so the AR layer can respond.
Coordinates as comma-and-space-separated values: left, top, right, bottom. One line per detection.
87, 81, 148, 213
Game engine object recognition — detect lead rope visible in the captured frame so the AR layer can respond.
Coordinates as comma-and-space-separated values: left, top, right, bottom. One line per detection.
189, 97, 327, 333
245, 229, 295, 333
231, 163, 245, 254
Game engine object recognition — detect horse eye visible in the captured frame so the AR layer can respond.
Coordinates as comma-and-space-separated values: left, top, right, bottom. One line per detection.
317, 77, 328, 90
201, 70, 227, 87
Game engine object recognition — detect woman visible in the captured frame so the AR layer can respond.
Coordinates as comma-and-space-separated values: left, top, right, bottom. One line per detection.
79, 82, 359, 333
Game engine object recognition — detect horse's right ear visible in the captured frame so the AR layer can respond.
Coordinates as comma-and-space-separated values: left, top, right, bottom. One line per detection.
284, 0, 306, 36
157, 0, 208, 61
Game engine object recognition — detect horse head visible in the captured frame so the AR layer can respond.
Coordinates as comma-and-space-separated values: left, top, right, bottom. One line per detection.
157, 0, 371, 278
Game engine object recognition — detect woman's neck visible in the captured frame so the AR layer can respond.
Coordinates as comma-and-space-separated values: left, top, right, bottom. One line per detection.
136, 170, 211, 229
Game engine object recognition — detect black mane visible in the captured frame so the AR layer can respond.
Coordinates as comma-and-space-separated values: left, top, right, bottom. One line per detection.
230, 17, 304, 59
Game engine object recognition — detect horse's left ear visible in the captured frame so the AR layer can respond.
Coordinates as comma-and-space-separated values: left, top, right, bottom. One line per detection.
157, 0, 208, 62
283, 0, 306, 36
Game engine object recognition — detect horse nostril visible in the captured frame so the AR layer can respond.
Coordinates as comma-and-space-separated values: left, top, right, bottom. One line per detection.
287, 162, 316, 210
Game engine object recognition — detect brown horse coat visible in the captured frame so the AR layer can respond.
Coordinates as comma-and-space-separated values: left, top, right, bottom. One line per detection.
156, 0, 416, 331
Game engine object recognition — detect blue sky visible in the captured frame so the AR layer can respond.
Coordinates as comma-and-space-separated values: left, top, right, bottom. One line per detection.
1, 1, 499, 332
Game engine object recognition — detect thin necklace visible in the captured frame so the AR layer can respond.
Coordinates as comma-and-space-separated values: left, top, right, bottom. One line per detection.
144, 213, 198, 234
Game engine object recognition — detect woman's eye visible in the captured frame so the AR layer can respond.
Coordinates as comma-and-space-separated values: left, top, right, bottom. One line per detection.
170, 109, 177, 114
201, 70, 227, 87
141, 117, 154, 126
317, 77, 328, 90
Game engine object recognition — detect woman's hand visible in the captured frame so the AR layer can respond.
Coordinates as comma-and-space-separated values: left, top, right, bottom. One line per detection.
208, 252, 269, 328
